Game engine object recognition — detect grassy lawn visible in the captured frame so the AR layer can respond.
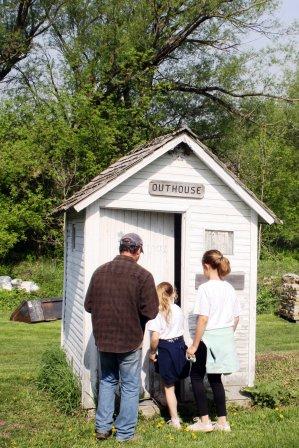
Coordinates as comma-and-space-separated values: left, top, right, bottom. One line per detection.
0, 313, 298, 448
256, 314, 299, 353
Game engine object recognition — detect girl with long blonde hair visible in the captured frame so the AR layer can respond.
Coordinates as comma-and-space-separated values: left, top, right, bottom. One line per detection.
147, 282, 189, 429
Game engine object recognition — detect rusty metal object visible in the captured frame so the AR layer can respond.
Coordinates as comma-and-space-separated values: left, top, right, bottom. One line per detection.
10, 298, 62, 323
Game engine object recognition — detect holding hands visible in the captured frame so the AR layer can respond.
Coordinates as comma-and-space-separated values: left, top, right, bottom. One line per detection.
187, 344, 197, 356
149, 352, 157, 363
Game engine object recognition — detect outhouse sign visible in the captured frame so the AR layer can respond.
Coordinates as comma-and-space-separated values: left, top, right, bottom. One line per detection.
149, 180, 205, 199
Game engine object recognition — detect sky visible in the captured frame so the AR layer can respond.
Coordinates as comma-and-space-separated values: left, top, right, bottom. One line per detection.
279, 0, 299, 22
249, 0, 299, 49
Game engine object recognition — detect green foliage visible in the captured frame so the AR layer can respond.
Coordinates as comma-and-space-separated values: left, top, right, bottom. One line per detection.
0, 1, 61, 81
37, 347, 81, 415
258, 248, 299, 280
0, 1, 297, 258
244, 383, 296, 408
0, 289, 34, 312
0, 91, 158, 258
214, 81, 299, 248
257, 286, 280, 315
257, 249, 299, 314
0, 258, 63, 311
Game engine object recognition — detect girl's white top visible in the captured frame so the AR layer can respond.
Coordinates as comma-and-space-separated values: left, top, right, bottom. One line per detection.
147, 303, 184, 339
193, 280, 240, 330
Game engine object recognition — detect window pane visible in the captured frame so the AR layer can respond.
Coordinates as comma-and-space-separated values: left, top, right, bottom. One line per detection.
205, 230, 234, 255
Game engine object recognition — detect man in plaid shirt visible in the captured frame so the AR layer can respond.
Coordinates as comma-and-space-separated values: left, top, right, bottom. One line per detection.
84, 233, 158, 442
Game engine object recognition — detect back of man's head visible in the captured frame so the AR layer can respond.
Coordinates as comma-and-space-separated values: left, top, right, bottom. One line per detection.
119, 233, 144, 255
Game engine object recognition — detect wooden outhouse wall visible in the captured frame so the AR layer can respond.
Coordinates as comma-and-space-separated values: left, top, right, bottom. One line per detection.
98, 151, 258, 398
62, 147, 258, 406
62, 211, 85, 378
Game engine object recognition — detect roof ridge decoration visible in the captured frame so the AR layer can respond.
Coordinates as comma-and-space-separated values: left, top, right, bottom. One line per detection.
54, 127, 280, 224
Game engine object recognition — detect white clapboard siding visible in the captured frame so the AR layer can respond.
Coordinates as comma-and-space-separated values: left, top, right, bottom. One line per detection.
98, 150, 252, 393
63, 213, 85, 378
99, 152, 251, 214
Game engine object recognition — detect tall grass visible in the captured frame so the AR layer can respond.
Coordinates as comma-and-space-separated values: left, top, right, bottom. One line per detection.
37, 347, 81, 415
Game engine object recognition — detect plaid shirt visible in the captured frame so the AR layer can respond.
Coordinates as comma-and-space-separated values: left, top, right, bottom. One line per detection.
84, 255, 159, 353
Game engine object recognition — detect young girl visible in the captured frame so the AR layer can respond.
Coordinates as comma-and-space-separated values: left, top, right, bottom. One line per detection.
187, 250, 240, 432
147, 282, 189, 429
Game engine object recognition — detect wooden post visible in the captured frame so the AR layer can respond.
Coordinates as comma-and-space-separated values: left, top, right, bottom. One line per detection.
248, 210, 258, 387
82, 200, 101, 408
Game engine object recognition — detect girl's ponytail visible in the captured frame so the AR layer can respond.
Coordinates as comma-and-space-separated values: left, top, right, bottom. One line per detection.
202, 249, 231, 278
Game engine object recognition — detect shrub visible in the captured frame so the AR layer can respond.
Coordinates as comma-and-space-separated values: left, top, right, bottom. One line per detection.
37, 347, 81, 415
0, 289, 36, 312
257, 286, 280, 314
243, 383, 296, 408
0, 257, 63, 312
245, 352, 298, 408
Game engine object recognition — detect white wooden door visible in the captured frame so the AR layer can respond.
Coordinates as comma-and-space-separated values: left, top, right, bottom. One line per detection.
99, 208, 174, 397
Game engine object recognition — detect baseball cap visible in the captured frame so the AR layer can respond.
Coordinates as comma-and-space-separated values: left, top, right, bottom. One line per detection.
120, 233, 144, 252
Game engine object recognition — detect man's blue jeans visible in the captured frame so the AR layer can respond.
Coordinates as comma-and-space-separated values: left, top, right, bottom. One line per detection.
96, 348, 142, 441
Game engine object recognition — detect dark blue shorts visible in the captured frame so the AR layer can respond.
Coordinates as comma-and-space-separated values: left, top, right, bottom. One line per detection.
156, 336, 190, 386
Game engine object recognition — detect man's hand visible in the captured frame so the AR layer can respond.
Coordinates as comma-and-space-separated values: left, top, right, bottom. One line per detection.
187, 345, 197, 356
149, 352, 157, 363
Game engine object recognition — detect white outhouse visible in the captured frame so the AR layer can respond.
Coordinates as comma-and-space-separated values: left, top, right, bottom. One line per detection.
56, 127, 279, 408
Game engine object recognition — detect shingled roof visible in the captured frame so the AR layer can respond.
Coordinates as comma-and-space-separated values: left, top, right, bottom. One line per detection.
55, 126, 280, 224
55, 128, 185, 213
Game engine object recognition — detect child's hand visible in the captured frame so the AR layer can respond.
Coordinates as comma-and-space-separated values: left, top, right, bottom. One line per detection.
149, 352, 157, 363
187, 345, 197, 356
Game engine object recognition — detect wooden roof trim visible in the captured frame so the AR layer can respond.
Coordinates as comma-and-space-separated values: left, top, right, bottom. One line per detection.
55, 126, 280, 224
55, 129, 183, 213
183, 134, 280, 224
74, 135, 184, 212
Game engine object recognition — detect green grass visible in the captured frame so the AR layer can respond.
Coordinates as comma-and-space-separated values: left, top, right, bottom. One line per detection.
0, 313, 298, 448
0, 252, 298, 446
256, 314, 299, 352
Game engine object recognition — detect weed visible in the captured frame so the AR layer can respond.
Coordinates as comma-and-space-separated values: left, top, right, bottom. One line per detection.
37, 347, 81, 415
243, 383, 296, 408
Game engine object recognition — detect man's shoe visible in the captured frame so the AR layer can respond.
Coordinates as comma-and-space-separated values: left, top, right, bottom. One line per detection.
95, 429, 113, 440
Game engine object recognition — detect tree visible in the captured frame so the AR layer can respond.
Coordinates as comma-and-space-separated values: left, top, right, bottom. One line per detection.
213, 70, 299, 249
47, 1, 296, 115
0, 1, 297, 259
0, 0, 63, 82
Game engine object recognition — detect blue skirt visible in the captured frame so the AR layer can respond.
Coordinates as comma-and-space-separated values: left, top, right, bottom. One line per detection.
156, 336, 190, 386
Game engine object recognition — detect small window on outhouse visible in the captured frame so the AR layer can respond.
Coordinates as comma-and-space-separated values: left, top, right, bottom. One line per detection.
205, 230, 234, 255
72, 224, 76, 251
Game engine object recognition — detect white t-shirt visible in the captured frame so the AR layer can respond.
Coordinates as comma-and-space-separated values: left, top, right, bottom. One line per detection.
193, 280, 241, 330
147, 303, 184, 339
